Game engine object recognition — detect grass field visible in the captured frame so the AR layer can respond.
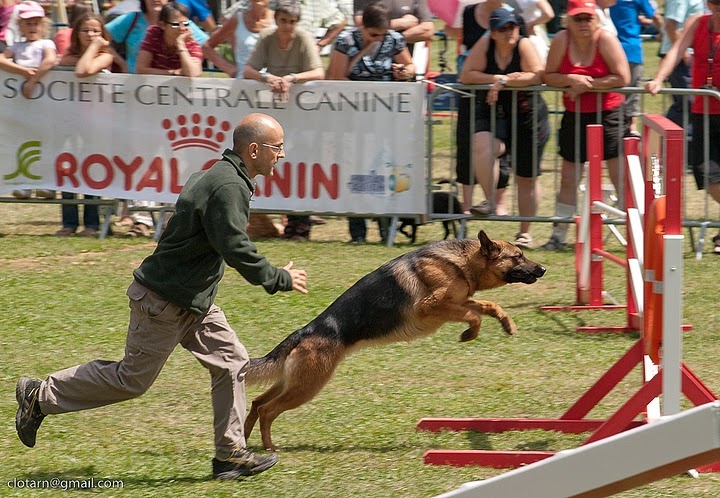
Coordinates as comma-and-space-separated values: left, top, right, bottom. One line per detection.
1, 201, 720, 497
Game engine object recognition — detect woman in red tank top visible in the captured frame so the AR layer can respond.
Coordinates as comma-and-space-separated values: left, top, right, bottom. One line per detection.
646, 4, 720, 254
539, 0, 630, 250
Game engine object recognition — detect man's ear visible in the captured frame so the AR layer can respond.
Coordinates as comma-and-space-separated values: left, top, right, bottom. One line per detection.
250, 143, 258, 159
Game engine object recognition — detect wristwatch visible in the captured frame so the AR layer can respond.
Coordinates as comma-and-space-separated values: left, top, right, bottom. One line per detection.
497, 76, 507, 86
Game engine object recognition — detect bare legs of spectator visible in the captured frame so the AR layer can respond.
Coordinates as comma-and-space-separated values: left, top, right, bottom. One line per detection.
469, 131, 504, 217
494, 187, 509, 216
515, 176, 540, 247
542, 157, 620, 250
460, 183, 476, 214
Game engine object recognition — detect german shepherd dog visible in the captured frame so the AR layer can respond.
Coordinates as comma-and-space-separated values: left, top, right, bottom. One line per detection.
244, 230, 546, 450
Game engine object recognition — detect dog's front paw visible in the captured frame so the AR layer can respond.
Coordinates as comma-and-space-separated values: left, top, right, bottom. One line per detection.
459, 327, 479, 342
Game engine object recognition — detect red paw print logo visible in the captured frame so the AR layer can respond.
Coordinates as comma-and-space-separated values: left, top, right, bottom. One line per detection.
162, 114, 232, 152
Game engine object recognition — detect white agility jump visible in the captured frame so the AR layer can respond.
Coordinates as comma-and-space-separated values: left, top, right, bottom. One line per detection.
434, 401, 720, 498
418, 116, 719, 488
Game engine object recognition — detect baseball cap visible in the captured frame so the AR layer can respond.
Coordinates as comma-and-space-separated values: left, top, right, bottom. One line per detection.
17, 1, 46, 19
489, 9, 518, 31
566, 0, 597, 17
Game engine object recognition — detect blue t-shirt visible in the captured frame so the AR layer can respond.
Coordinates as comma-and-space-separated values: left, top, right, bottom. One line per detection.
176, 0, 212, 23
106, 12, 209, 73
609, 0, 656, 64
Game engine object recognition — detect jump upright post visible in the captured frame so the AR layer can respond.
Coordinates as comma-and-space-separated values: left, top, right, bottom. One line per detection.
417, 115, 719, 472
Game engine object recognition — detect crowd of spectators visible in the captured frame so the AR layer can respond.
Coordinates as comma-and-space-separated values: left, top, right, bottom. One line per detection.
1, 0, 719, 252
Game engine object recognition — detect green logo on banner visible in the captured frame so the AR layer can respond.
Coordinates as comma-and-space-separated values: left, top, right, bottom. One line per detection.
4, 141, 42, 181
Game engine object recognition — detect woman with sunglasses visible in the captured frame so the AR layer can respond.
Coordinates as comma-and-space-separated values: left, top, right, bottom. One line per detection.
136, 2, 203, 77
106, 0, 208, 74
461, 8, 549, 248
645, 0, 720, 254
540, 0, 630, 251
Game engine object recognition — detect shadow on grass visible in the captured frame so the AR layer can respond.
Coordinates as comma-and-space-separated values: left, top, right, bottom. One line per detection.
466, 432, 562, 452
256, 442, 425, 453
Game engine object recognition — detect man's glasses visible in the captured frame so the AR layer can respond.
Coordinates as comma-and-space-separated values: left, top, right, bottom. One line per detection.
168, 21, 191, 28
572, 15, 594, 23
262, 143, 284, 153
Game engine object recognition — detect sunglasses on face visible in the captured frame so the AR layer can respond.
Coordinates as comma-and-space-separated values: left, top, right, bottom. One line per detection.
572, 15, 594, 23
168, 20, 190, 28
494, 23, 518, 33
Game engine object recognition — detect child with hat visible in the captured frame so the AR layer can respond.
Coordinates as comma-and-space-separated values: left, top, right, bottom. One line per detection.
0, 0, 57, 199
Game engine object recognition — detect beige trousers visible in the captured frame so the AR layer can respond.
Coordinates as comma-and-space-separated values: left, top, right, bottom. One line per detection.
38, 280, 248, 456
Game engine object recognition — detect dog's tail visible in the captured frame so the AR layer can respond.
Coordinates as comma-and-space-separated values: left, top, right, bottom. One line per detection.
245, 330, 304, 387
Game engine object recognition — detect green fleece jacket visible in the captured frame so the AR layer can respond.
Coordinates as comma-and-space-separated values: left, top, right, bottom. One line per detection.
133, 148, 292, 314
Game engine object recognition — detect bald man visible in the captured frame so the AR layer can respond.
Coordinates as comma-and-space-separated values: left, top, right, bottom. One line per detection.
15, 113, 308, 480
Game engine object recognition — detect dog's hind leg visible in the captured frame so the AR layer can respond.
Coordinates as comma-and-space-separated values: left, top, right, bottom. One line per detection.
257, 341, 345, 451
245, 381, 285, 443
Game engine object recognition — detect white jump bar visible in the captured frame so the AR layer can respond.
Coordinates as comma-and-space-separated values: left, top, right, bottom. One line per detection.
435, 401, 720, 498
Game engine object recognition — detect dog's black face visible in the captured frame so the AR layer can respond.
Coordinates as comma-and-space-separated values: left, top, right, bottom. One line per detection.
477, 231, 546, 286
505, 261, 546, 284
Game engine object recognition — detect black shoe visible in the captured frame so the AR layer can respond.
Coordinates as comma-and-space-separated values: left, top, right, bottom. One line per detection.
212, 447, 279, 479
16, 377, 45, 448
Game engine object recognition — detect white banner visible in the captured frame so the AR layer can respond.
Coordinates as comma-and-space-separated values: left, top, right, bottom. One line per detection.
1, 71, 426, 215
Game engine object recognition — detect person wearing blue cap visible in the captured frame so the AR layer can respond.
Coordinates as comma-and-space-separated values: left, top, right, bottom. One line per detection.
460, 8, 549, 249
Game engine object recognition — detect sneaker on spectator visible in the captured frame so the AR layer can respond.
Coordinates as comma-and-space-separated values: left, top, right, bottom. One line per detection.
539, 235, 566, 251
514, 232, 533, 249
12, 189, 31, 199
469, 200, 495, 217
15, 377, 45, 448
35, 190, 56, 199
212, 447, 278, 479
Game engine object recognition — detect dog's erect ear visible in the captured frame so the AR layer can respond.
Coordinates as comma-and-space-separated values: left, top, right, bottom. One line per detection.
477, 230, 501, 259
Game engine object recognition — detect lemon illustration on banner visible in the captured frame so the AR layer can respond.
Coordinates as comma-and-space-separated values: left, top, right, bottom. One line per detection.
388, 164, 411, 193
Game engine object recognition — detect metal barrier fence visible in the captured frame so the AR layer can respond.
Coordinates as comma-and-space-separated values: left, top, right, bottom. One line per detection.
425, 83, 720, 252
